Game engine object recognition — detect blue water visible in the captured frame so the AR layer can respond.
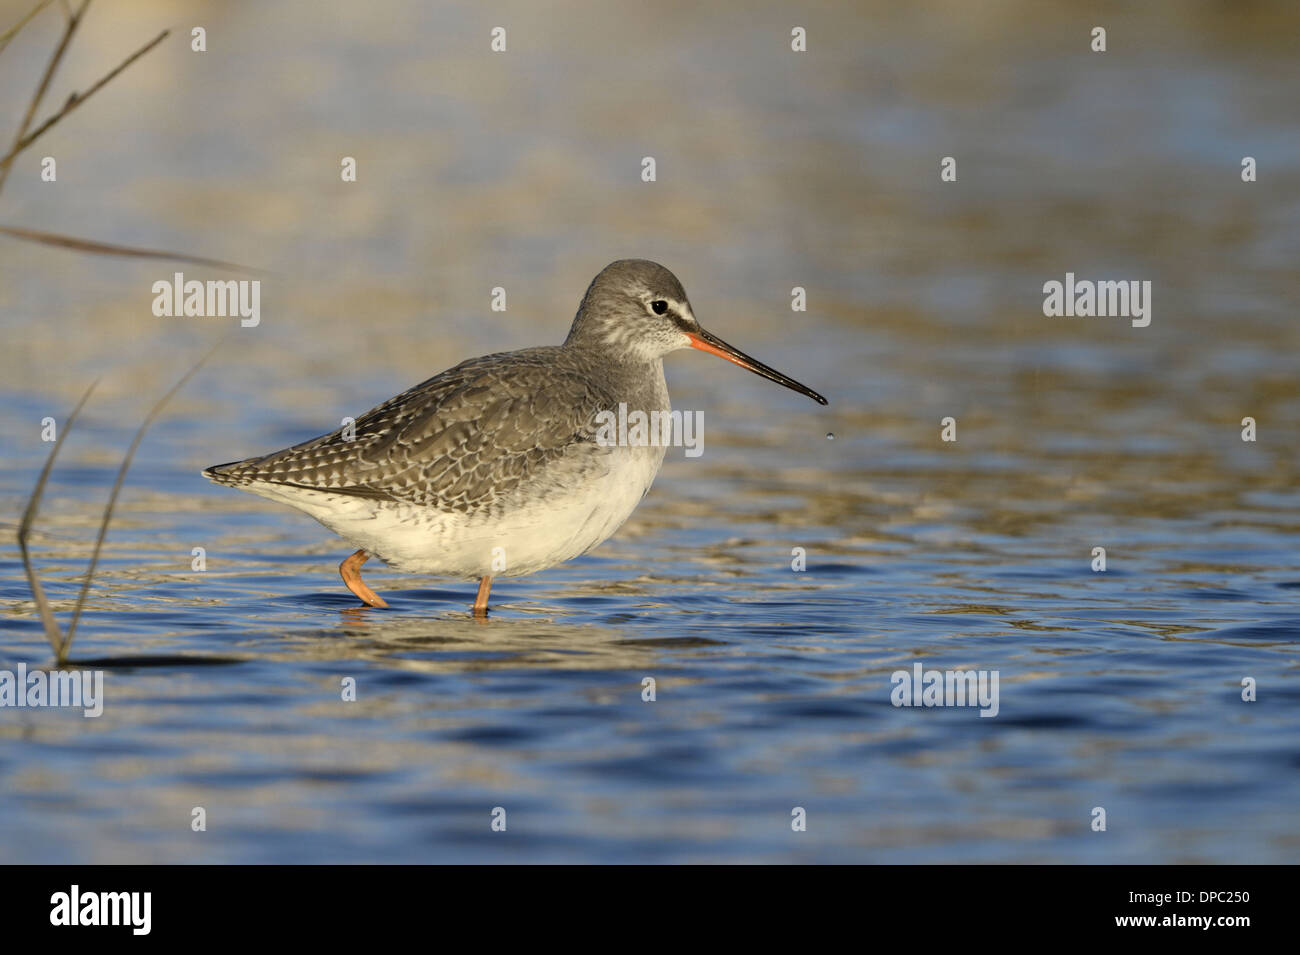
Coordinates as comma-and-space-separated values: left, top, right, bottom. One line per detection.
2, 410, 1297, 862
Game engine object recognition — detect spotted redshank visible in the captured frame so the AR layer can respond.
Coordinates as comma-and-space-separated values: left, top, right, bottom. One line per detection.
204, 260, 827, 614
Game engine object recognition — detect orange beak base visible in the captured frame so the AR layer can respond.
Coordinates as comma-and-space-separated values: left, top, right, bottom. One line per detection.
685, 329, 828, 406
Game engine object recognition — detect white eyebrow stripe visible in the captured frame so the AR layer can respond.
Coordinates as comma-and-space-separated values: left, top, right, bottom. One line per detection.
650, 297, 692, 319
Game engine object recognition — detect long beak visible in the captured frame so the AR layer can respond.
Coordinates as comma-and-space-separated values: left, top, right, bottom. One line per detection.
685, 327, 828, 406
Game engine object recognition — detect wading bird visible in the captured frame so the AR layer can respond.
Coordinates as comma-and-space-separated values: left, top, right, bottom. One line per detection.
205, 260, 827, 614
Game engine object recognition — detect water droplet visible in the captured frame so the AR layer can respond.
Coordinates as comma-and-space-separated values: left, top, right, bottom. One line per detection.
825, 432, 835, 440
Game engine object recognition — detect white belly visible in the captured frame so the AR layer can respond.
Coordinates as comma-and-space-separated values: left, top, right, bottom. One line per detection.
239, 442, 666, 578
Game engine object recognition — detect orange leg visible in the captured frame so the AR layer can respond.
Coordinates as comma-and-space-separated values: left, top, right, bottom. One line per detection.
473, 576, 492, 616
339, 549, 389, 608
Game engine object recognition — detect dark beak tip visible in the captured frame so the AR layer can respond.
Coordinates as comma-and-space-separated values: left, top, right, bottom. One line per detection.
690, 327, 828, 408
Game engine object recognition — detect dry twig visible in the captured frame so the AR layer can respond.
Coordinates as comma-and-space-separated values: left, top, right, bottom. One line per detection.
19, 343, 221, 664
0, 0, 57, 58
63, 345, 220, 653
16, 381, 97, 660
0, 0, 89, 193
0, 224, 270, 275
0, 26, 169, 177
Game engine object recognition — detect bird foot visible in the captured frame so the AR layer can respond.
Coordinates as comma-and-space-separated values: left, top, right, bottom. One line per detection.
472, 575, 492, 616
340, 549, 389, 608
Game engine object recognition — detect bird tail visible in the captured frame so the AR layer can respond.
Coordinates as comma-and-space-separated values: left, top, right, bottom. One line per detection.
202, 459, 255, 486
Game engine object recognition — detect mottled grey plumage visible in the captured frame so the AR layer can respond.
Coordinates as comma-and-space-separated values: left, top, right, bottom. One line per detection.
208, 348, 640, 513
204, 259, 826, 607
205, 261, 686, 513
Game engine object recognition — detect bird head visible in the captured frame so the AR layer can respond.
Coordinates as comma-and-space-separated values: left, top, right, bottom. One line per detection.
566, 259, 828, 406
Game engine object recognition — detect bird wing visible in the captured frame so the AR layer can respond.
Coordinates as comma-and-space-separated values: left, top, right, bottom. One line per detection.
205, 348, 611, 512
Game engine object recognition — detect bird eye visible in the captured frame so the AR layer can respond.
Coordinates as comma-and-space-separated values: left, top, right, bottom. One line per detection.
651, 300, 668, 315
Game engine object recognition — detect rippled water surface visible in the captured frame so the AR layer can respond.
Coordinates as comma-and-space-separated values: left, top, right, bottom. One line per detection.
1, 0, 1297, 863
